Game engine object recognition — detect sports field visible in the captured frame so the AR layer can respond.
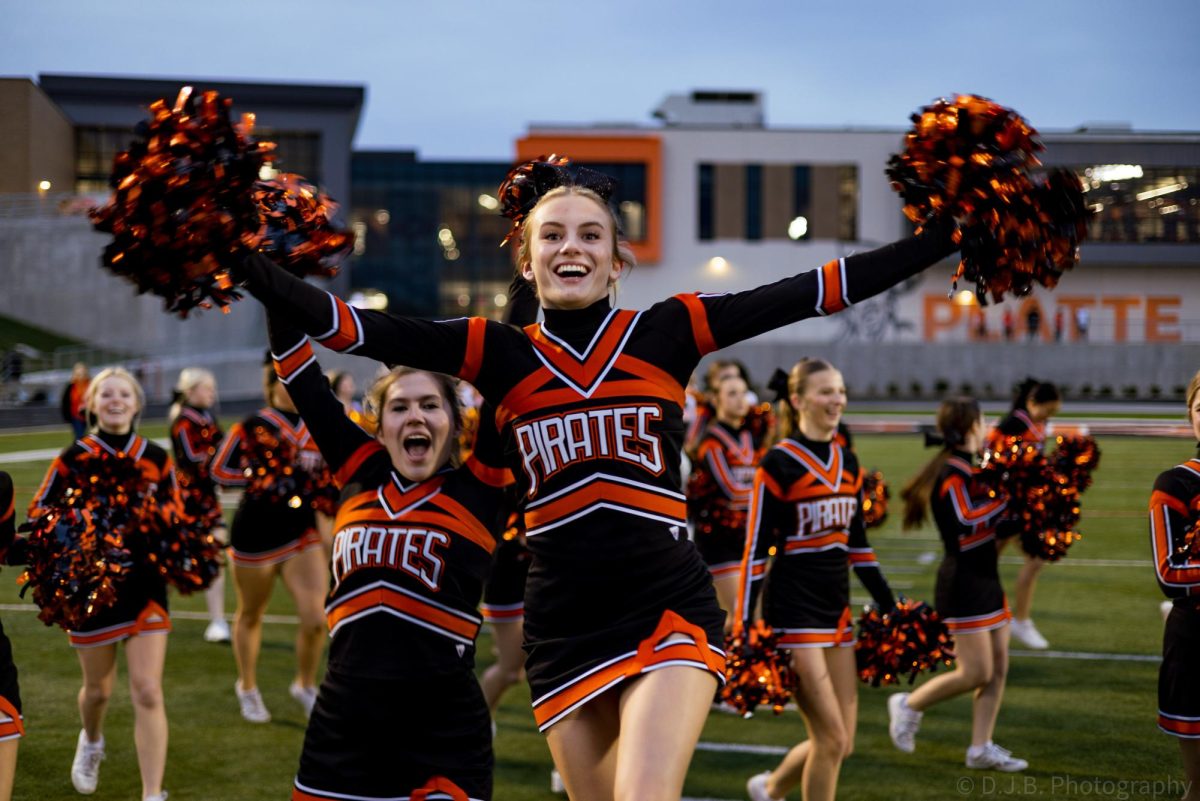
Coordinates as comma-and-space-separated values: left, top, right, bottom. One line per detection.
0, 425, 1191, 800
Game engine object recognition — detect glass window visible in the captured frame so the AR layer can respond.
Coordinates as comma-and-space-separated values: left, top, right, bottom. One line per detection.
837, 165, 858, 241
745, 164, 762, 241
1074, 166, 1199, 243
697, 163, 715, 241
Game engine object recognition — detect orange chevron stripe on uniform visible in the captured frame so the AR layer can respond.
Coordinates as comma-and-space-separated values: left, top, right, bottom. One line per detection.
524, 480, 685, 534
0, 696, 23, 739
944, 606, 1011, 633
1158, 712, 1200, 738
672, 293, 718, 355
326, 585, 481, 642
68, 601, 171, 648
783, 531, 849, 553
525, 311, 636, 390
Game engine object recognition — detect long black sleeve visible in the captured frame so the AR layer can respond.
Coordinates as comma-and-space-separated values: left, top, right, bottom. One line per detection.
849, 492, 895, 609
267, 309, 374, 476
503, 275, 540, 328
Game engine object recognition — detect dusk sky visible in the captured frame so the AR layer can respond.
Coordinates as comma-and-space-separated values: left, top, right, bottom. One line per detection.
3, 0, 1198, 160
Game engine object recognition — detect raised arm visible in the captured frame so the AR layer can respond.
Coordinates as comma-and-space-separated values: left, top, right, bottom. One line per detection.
734, 466, 787, 627
671, 220, 958, 357
1149, 470, 1200, 601
240, 253, 478, 378
268, 310, 376, 482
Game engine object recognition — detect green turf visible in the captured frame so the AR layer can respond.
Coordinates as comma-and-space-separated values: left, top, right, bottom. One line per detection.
0, 434, 1194, 800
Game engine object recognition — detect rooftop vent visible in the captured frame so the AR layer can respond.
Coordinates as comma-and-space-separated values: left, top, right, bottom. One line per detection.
652, 90, 764, 128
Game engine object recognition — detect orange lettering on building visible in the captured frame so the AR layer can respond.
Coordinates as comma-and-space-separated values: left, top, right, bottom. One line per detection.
1145, 297, 1181, 342
1100, 297, 1139, 343
923, 296, 962, 341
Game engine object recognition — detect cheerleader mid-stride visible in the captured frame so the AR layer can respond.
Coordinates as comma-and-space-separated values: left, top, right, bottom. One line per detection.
238, 157, 959, 801
210, 359, 329, 723
888, 397, 1027, 773
168, 367, 230, 644
1148, 370, 1200, 800
740, 358, 895, 801
29, 368, 177, 801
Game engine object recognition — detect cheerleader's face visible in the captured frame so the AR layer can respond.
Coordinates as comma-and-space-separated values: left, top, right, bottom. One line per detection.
522, 194, 624, 310
378, 372, 455, 482
93, 376, 139, 434
714, 377, 749, 423
187, 379, 216, 410
793, 368, 846, 433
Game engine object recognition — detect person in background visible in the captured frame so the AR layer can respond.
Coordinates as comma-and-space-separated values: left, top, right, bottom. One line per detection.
60, 362, 90, 441
328, 370, 369, 430
1147, 369, 1200, 800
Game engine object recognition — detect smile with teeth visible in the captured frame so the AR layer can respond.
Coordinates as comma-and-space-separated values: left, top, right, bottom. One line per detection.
554, 263, 589, 277
403, 433, 432, 459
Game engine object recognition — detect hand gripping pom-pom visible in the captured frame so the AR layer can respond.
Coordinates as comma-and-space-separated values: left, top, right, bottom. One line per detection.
855, 598, 956, 687
720, 621, 797, 717
89, 87, 353, 317
18, 451, 159, 630
861, 470, 890, 529
887, 95, 1092, 303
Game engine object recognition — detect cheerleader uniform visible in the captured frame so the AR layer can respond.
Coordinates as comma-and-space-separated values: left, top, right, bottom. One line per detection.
736, 434, 894, 647
169, 404, 224, 530
1149, 454, 1200, 739
210, 407, 323, 567
30, 432, 176, 647
688, 419, 768, 581
241, 220, 956, 731
267, 317, 511, 801
930, 450, 1011, 633
0, 472, 24, 741
988, 409, 1045, 453
480, 507, 531, 626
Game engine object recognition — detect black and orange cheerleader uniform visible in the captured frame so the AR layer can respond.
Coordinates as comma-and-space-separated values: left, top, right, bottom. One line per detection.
736, 434, 894, 647
930, 450, 1011, 634
210, 406, 323, 567
688, 419, 769, 582
240, 220, 956, 732
0, 472, 24, 741
988, 409, 1045, 454
30, 432, 177, 647
480, 504, 531, 626
268, 316, 511, 801
1149, 454, 1200, 739
169, 404, 224, 532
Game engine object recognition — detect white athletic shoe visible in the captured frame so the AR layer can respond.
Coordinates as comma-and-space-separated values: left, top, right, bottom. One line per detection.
289, 682, 318, 718
235, 681, 271, 723
1161, 600, 1174, 620
710, 700, 741, 715
966, 742, 1028, 772
747, 771, 780, 801
887, 692, 922, 753
70, 729, 105, 794
550, 769, 565, 794
203, 618, 231, 643
1009, 618, 1049, 650
144, 792, 168, 801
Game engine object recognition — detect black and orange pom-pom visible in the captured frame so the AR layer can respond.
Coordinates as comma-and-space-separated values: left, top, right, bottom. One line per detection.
887, 94, 1091, 302
89, 87, 353, 316
855, 598, 955, 687
720, 620, 796, 717
149, 519, 223, 595
861, 470, 890, 529
239, 424, 336, 514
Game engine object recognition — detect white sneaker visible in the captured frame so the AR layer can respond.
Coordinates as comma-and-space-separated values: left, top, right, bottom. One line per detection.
289, 682, 317, 718
710, 700, 741, 715
747, 771, 780, 801
235, 681, 271, 723
550, 769, 565, 794
70, 729, 105, 794
1009, 619, 1049, 650
203, 618, 231, 643
887, 692, 922, 753
1161, 600, 1174, 620
966, 742, 1028, 772
144, 793, 168, 801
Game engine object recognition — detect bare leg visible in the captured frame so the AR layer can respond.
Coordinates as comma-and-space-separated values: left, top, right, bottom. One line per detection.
125, 633, 169, 798
204, 527, 229, 626
764, 648, 849, 801
970, 625, 1009, 747
315, 513, 335, 564
1180, 738, 1200, 801
278, 546, 329, 689
231, 561, 279, 691
613, 666, 716, 801
76, 644, 118, 742
544, 690, 620, 801
0, 739, 17, 801
1013, 555, 1046, 623
480, 619, 525, 715
906, 630, 994, 713
764, 646, 859, 797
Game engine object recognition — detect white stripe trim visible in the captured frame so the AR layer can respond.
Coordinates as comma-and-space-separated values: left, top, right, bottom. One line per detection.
525, 502, 686, 537
527, 471, 684, 509
530, 311, 641, 398
328, 580, 480, 625
293, 778, 485, 801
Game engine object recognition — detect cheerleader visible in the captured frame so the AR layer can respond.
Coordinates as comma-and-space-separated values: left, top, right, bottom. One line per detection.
684, 360, 754, 455
168, 368, 230, 644
1148, 369, 1200, 799
0, 472, 23, 801
328, 370, 370, 430
210, 360, 328, 723
887, 397, 1027, 772
239, 158, 958, 800
265, 311, 510, 801
687, 372, 771, 632
740, 359, 895, 801
30, 368, 175, 800
989, 379, 1061, 650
